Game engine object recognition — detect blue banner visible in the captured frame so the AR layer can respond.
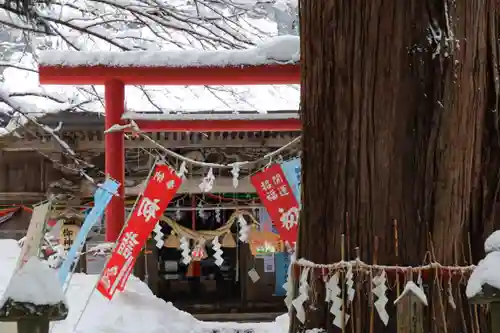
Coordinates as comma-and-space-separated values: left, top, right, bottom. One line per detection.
280, 158, 301, 206
58, 179, 120, 286
259, 208, 278, 234
274, 252, 290, 296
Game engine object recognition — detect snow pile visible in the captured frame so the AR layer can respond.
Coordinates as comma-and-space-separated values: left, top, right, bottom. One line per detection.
0, 257, 65, 307
0, 239, 289, 333
39, 35, 299, 68
466, 231, 500, 298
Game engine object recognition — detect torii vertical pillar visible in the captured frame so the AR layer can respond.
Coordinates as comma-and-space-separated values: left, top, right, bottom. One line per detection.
104, 80, 125, 242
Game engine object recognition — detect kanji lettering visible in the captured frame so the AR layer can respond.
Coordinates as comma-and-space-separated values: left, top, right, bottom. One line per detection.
261, 180, 273, 191
117, 232, 139, 259
272, 174, 283, 185
278, 185, 289, 196
166, 179, 176, 189
279, 207, 299, 230
266, 189, 278, 201
153, 171, 165, 182
137, 197, 160, 222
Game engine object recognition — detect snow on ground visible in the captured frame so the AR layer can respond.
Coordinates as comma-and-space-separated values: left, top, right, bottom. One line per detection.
0, 239, 288, 333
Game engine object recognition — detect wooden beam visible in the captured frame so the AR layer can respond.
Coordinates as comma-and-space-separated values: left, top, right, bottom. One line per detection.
0, 192, 46, 202
39, 64, 300, 86
125, 176, 256, 195
1, 135, 299, 151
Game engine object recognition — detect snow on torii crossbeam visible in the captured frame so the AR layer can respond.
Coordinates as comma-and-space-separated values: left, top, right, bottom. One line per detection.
37, 36, 301, 242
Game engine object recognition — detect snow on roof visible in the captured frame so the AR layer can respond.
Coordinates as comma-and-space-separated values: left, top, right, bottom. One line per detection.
39, 35, 300, 68
0, 257, 66, 307
122, 110, 300, 121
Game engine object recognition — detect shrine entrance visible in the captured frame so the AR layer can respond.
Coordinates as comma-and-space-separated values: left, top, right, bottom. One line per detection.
38, 45, 300, 243
38, 42, 300, 313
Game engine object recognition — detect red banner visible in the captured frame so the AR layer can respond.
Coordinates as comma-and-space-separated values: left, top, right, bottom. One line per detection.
250, 164, 299, 249
96, 164, 182, 299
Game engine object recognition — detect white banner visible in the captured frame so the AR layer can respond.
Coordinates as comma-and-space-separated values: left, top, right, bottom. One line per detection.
16, 200, 52, 270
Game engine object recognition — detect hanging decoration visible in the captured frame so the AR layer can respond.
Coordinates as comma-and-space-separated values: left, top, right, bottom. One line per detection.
345, 264, 355, 303
153, 223, 164, 249
230, 163, 241, 188
175, 201, 182, 221
215, 207, 221, 223
179, 236, 192, 265
212, 236, 224, 267
292, 266, 310, 324
222, 231, 236, 248
288, 258, 475, 329
191, 240, 206, 261
164, 231, 180, 248
237, 214, 250, 243
177, 161, 188, 178
197, 202, 206, 219
250, 164, 299, 249
198, 168, 215, 192
372, 271, 389, 326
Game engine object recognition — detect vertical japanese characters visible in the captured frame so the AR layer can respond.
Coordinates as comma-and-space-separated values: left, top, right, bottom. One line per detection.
250, 164, 299, 249
96, 164, 182, 299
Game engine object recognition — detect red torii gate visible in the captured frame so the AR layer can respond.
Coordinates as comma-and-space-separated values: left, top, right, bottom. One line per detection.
38, 54, 300, 242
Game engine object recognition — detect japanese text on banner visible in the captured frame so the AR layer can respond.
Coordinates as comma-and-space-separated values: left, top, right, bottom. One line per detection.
250, 164, 299, 249
96, 164, 182, 299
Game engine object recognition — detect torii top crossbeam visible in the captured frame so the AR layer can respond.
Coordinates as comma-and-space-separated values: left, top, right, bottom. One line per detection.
37, 35, 301, 242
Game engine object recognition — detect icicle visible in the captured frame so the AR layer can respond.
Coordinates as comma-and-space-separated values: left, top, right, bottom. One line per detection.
176, 161, 188, 178
372, 271, 389, 326
153, 222, 164, 249
292, 267, 310, 324
230, 163, 241, 188
179, 237, 192, 265
237, 214, 250, 242
198, 168, 215, 192
212, 236, 224, 267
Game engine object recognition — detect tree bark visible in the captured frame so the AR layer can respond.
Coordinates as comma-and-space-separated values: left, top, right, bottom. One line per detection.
294, 0, 500, 332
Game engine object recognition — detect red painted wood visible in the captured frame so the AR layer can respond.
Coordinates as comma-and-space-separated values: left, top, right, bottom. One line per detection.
38, 64, 300, 85
130, 119, 301, 132
104, 80, 125, 242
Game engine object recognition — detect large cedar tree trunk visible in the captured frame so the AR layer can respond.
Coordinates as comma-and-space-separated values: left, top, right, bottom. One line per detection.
293, 0, 500, 332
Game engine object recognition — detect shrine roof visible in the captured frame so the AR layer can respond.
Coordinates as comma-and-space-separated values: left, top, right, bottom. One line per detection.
3, 110, 300, 133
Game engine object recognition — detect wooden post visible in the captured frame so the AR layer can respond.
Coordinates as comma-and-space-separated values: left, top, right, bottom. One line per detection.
0, 299, 68, 333
491, 302, 500, 333
17, 318, 49, 333
469, 284, 500, 333
396, 293, 424, 333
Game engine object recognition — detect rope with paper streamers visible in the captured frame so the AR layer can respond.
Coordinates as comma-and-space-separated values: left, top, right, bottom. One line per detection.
160, 210, 259, 266
160, 209, 259, 243
285, 258, 476, 329
107, 120, 301, 169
